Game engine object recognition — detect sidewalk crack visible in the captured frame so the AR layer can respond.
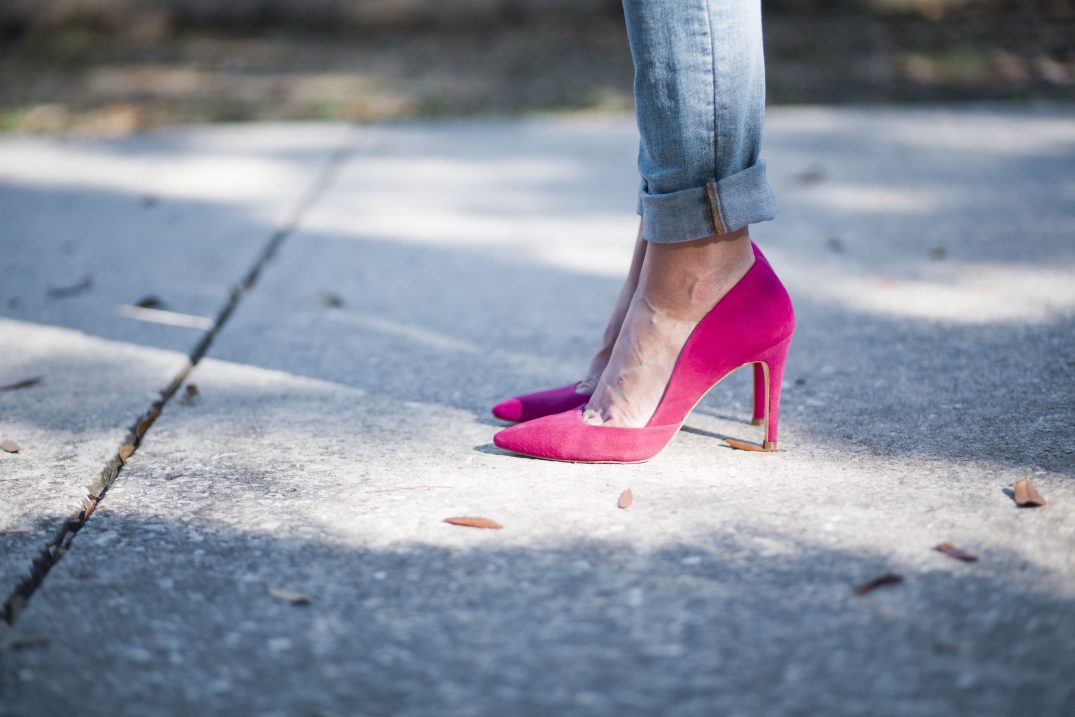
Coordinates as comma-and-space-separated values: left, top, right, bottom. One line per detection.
1, 128, 360, 628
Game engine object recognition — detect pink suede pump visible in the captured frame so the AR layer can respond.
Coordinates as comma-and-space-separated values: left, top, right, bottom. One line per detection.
491, 382, 591, 423
491, 242, 772, 426
492, 253, 795, 463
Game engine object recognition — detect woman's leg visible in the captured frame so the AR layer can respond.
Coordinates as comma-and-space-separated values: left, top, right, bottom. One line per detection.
576, 220, 646, 393
585, 0, 776, 426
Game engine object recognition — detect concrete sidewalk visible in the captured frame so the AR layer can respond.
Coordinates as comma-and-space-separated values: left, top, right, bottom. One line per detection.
1, 107, 1073, 716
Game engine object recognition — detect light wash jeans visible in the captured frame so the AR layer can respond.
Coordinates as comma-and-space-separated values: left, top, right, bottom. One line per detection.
623, 0, 776, 243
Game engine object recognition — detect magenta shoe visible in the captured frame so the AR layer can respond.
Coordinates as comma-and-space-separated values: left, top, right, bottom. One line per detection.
493, 254, 795, 463
491, 242, 772, 426
491, 382, 592, 423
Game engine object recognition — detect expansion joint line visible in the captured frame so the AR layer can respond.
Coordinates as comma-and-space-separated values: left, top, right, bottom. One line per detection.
1, 129, 361, 627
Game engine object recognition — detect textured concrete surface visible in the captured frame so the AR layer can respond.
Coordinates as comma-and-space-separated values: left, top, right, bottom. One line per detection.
0, 124, 351, 351
0, 125, 350, 620
1, 107, 1073, 716
0, 319, 184, 601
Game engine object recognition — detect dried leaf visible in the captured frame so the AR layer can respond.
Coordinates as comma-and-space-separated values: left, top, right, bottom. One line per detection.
724, 438, 775, 452
0, 376, 42, 391
268, 587, 310, 605
118, 444, 135, 463
135, 408, 162, 438
797, 165, 826, 185
1, 439, 20, 453
934, 542, 978, 562
1013, 478, 1046, 507
180, 383, 199, 406
134, 295, 165, 309
443, 516, 502, 530
617, 488, 633, 509
0, 634, 49, 650
6, 593, 26, 620
82, 501, 96, 520
317, 292, 345, 308
853, 572, 904, 595
47, 275, 92, 298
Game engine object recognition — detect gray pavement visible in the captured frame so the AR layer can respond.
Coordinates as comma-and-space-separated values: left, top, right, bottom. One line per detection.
0, 124, 353, 607
1, 107, 1073, 716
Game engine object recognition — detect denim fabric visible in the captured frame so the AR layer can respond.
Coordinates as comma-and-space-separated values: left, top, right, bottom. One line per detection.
623, 0, 777, 243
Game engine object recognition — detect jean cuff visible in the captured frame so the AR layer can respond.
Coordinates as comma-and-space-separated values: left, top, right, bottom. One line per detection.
638, 160, 777, 243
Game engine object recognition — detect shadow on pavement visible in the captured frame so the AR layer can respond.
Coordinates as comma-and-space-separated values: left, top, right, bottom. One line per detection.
2, 509, 1072, 716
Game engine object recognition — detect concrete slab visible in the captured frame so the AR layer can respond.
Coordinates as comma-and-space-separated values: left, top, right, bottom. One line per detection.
0, 124, 353, 619
0, 123, 352, 352
0, 318, 184, 603
2, 108, 1074, 716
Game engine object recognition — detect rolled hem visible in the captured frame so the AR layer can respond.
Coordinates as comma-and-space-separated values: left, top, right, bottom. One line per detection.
638, 160, 777, 244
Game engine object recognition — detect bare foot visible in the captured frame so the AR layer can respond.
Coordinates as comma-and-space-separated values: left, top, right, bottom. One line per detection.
575, 221, 647, 394
583, 228, 755, 427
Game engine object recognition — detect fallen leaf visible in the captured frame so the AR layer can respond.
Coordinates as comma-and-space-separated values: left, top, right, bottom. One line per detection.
0, 634, 48, 650
796, 165, 826, 185
853, 572, 904, 595
618, 488, 633, 509
180, 383, 199, 406
268, 587, 310, 605
0, 377, 42, 391
118, 444, 135, 462
134, 295, 166, 309
444, 516, 502, 529
1013, 478, 1046, 507
135, 408, 162, 438
934, 542, 978, 562
47, 275, 92, 298
317, 292, 345, 308
724, 438, 775, 452
6, 594, 26, 621
82, 501, 96, 520
1, 439, 20, 453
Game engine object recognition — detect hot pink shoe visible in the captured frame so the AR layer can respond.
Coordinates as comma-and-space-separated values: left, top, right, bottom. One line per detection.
493, 255, 794, 463
491, 382, 591, 423
492, 242, 772, 426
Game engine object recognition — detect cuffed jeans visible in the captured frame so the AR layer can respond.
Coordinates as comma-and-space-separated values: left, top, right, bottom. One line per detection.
623, 0, 777, 243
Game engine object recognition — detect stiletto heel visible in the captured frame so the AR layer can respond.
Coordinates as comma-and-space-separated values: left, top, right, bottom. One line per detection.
751, 363, 766, 426
493, 254, 795, 463
755, 335, 792, 450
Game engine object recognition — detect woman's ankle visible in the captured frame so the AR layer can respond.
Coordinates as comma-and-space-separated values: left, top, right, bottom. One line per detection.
637, 229, 755, 321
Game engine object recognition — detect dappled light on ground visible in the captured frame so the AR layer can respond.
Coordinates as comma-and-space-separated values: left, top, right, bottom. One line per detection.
1, 108, 1072, 715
